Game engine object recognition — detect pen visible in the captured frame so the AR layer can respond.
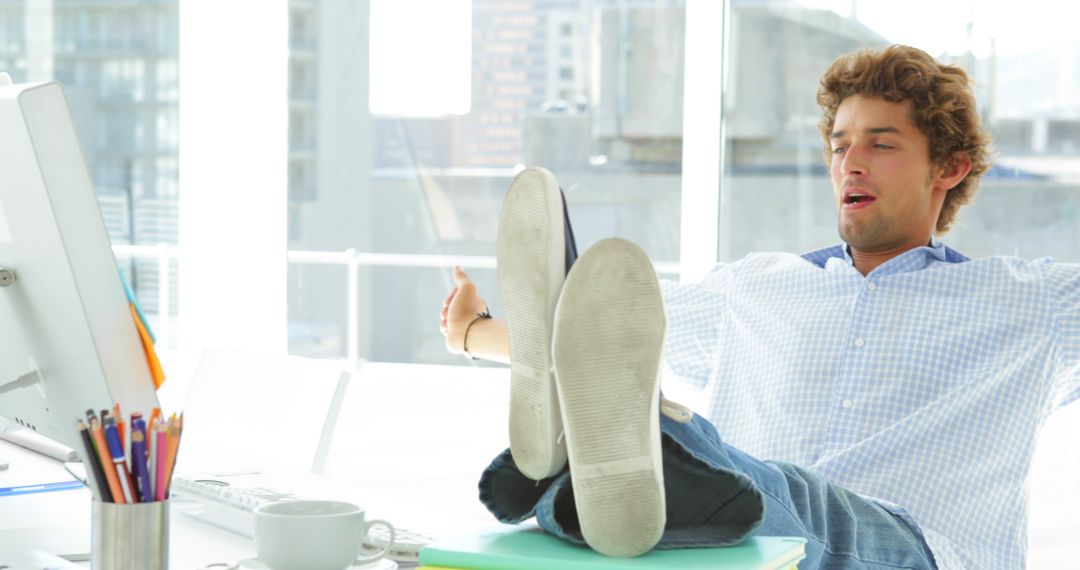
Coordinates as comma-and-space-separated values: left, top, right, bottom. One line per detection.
131, 412, 144, 432
130, 418, 153, 503
130, 412, 145, 461
77, 420, 111, 502
0, 480, 85, 497
91, 417, 124, 503
104, 417, 136, 503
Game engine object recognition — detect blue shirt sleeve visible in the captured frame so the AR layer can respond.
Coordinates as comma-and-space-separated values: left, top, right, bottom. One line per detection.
1048, 262, 1080, 408
660, 264, 733, 390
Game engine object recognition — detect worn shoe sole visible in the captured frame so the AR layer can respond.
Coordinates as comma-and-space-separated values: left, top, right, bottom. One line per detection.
552, 238, 666, 557
497, 167, 568, 480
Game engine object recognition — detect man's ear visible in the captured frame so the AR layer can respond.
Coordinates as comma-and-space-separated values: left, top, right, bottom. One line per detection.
936, 151, 973, 191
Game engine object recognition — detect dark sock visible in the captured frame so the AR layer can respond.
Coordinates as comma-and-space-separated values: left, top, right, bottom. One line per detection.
560, 189, 579, 274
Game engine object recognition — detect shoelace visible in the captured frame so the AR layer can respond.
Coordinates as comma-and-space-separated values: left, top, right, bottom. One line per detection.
660, 397, 693, 423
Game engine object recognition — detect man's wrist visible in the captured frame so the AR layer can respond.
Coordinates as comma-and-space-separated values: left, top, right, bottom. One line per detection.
462, 308, 493, 360
447, 328, 467, 355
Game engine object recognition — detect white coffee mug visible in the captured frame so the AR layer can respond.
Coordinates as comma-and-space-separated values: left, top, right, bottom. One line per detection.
254, 500, 395, 570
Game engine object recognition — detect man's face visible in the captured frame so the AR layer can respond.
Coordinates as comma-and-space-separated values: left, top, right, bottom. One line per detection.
829, 95, 946, 252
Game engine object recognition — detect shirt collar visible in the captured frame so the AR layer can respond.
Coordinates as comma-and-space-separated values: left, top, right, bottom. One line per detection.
801, 237, 968, 276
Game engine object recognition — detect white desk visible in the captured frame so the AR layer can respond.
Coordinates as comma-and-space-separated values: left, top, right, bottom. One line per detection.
0, 440, 256, 569
0, 361, 513, 568
0, 438, 487, 569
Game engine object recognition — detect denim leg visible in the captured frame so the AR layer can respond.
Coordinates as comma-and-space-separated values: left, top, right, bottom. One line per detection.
660, 414, 938, 569
479, 413, 938, 568
522, 426, 766, 550
477, 415, 764, 549
477, 448, 564, 524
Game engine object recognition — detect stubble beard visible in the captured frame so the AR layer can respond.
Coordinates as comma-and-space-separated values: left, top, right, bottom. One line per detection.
838, 212, 892, 251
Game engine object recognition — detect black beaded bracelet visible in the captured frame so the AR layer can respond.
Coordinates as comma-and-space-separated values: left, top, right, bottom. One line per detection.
463, 307, 493, 360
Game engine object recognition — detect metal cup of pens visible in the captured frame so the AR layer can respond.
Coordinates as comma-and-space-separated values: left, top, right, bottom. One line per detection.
77, 406, 183, 570
92, 500, 169, 569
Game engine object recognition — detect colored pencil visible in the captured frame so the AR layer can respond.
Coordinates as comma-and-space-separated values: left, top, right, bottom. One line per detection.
148, 408, 161, 433
155, 420, 168, 501
163, 415, 181, 498
76, 420, 111, 502
90, 417, 124, 503
146, 416, 157, 499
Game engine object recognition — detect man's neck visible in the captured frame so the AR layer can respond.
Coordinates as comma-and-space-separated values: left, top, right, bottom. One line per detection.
848, 237, 933, 276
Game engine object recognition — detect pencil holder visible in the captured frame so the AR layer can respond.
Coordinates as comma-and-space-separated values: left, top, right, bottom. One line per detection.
91, 500, 169, 570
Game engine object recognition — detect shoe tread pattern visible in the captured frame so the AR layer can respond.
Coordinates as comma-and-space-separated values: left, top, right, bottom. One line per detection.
553, 237, 666, 557
497, 167, 568, 480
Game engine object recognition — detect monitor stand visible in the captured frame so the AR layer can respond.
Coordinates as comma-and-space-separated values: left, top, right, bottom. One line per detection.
0, 369, 39, 396
0, 419, 79, 462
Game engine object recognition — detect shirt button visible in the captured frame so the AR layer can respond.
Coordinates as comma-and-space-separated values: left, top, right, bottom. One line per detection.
854, 338, 865, 347
842, 399, 853, 408
866, 282, 877, 291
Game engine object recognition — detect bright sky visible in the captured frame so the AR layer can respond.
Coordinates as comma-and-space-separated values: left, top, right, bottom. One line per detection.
802, 0, 1080, 58
369, 0, 471, 116
368, 0, 1080, 116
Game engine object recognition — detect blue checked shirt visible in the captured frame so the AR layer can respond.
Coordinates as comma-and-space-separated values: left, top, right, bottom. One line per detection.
660, 238, 1080, 570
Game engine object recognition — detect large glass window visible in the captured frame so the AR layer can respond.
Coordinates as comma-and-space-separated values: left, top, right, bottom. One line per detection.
286, 0, 687, 366
0, 0, 179, 346
282, 0, 687, 522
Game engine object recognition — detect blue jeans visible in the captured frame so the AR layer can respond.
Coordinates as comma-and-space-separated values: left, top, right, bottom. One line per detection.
479, 413, 938, 569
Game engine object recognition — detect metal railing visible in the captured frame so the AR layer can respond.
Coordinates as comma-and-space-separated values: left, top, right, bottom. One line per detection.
112, 244, 679, 363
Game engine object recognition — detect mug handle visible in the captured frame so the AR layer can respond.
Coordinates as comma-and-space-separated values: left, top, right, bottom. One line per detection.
356, 518, 395, 565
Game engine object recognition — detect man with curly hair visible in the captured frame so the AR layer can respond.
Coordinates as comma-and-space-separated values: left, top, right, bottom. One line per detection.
441, 45, 1075, 569
817, 45, 991, 269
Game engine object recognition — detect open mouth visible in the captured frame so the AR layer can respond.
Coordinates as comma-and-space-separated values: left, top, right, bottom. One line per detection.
843, 191, 876, 208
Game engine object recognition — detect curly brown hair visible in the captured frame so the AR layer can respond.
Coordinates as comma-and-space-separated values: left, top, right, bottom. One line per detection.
817, 45, 992, 234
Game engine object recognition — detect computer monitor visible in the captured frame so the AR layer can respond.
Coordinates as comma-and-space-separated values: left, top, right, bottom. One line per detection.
0, 77, 160, 462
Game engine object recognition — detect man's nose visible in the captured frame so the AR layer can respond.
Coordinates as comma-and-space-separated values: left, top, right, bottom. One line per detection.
842, 145, 867, 176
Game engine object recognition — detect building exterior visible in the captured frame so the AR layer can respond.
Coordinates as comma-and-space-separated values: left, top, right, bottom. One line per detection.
5, 0, 1080, 367
0, 0, 180, 334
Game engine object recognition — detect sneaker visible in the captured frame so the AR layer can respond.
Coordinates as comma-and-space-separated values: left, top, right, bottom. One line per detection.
552, 237, 666, 557
497, 166, 576, 480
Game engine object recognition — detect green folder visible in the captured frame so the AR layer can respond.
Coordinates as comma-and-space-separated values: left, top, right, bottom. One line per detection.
418, 524, 807, 570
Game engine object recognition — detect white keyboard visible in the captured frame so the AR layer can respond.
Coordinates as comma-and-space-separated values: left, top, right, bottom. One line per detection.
171, 472, 435, 562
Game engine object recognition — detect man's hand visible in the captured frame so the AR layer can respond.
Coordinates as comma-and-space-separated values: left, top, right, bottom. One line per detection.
441, 265, 490, 355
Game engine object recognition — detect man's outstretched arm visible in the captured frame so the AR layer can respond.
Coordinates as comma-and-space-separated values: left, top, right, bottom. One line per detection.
440, 265, 510, 364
